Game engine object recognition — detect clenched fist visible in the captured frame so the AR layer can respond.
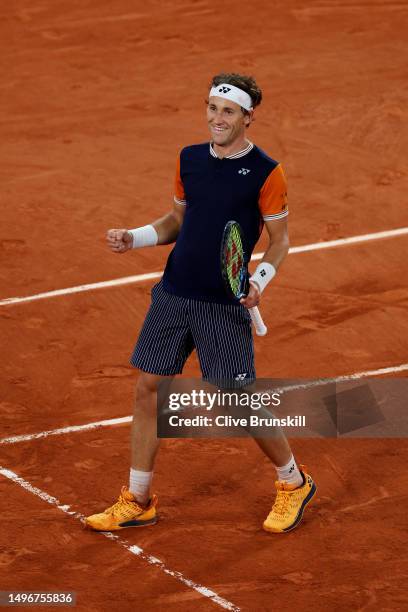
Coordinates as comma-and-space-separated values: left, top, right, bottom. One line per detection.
106, 229, 133, 253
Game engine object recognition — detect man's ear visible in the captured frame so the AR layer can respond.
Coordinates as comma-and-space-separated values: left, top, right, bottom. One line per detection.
245, 111, 254, 127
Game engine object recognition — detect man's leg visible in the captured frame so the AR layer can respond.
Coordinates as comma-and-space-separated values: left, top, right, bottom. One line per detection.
129, 371, 170, 505
85, 371, 165, 531
190, 300, 316, 533
85, 282, 193, 531
253, 431, 291, 465
131, 371, 166, 470
253, 434, 303, 487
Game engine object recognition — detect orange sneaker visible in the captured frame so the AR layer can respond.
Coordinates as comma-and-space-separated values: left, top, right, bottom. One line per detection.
263, 469, 316, 533
85, 486, 158, 531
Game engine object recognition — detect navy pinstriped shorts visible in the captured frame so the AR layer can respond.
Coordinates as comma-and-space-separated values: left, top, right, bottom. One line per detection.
130, 280, 255, 387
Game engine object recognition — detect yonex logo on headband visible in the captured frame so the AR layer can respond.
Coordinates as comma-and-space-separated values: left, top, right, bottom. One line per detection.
209, 83, 253, 111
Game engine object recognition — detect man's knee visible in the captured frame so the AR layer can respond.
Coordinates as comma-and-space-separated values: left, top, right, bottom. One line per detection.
135, 371, 172, 400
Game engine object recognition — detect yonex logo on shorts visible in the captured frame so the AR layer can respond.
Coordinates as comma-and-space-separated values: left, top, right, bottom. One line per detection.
260, 269, 266, 277
238, 168, 250, 175
219, 86, 231, 93
235, 373, 248, 381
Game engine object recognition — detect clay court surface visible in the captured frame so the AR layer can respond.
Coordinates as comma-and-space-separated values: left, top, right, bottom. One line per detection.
1, 1, 408, 610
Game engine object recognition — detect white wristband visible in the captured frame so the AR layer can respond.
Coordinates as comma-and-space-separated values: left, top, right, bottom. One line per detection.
128, 225, 158, 249
250, 262, 276, 293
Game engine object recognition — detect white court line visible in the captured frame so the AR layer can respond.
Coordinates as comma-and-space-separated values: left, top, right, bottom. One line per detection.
1, 362, 407, 447
253, 226, 408, 259
274, 362, 408, 394
1, 226, 407, 306
0, 467, 240, 612
0, 272, 163, 307
0, 416, 132, 446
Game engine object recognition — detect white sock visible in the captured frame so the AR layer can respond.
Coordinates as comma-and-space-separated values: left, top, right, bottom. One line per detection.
276, 455, 303, 487
129, 468, 153, 505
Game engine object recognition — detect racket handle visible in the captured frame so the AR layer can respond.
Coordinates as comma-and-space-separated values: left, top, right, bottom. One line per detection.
249, 306, 267, 336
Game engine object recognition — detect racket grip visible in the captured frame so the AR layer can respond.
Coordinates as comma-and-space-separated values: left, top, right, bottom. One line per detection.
249, 306, 267, 336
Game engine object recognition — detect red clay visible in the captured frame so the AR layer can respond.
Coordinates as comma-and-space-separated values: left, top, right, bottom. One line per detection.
1, 1, 408, 610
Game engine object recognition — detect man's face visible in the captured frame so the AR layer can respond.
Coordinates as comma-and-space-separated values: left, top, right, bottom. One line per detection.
207, 96, 250, 147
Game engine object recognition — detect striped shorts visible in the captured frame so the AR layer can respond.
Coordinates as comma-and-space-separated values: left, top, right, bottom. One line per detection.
130, 280, 255, 387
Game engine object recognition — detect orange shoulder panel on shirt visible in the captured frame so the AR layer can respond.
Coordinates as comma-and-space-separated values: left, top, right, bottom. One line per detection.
174, 154, 186, 204
258, 164, 288, 220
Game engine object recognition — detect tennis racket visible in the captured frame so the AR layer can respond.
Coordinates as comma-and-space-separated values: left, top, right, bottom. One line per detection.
220, 220, 267, 336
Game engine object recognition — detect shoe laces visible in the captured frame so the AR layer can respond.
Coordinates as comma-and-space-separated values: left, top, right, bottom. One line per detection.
105, 486, 142, 517
271, 482, 293, 516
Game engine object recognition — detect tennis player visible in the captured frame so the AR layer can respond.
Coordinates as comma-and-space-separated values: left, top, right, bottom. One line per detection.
86, 73, 316, 534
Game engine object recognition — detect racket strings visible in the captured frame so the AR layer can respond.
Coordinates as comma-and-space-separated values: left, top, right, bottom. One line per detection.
225, 226, 244, 296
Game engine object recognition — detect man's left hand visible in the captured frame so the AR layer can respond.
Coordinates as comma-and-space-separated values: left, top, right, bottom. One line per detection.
240, 281, 261, 308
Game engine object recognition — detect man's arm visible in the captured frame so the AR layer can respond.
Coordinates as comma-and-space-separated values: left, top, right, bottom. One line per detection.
259, 217, 289, 269
240, 217, 289, 308
152, 202, 186, 245
107, 201, 186, 253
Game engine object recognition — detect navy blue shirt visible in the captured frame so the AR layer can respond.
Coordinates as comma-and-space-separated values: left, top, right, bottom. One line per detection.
162, 142, 288, 304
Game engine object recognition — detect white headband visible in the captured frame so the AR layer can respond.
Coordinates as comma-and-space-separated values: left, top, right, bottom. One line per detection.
209, 83, 253, 111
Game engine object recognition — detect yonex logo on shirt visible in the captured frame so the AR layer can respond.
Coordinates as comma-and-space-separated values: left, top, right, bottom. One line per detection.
219, 86, 231, 93
238, 168, 250, 175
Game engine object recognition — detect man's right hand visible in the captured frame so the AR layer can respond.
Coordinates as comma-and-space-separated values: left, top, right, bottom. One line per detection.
106, 229, 133, 253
